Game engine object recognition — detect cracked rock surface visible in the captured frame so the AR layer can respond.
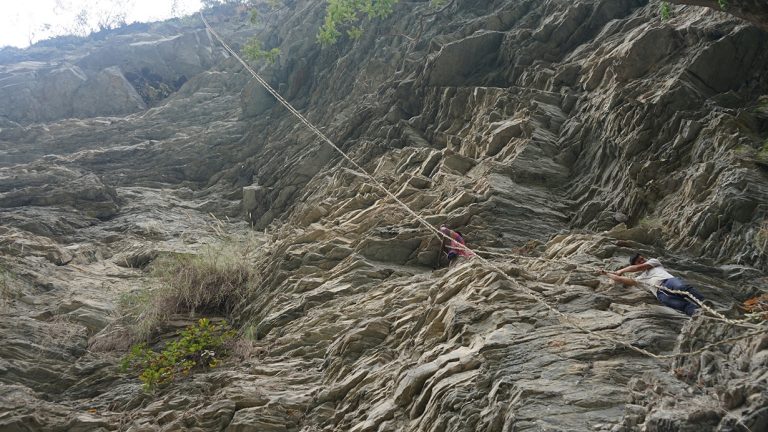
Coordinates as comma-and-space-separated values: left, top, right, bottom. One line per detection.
1, 1, 767, 431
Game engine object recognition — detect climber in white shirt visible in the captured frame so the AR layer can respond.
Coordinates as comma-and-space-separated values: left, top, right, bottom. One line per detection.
601, 253, 705, 316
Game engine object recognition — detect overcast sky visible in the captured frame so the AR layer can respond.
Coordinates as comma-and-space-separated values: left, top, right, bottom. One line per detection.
0, 0, 204, 48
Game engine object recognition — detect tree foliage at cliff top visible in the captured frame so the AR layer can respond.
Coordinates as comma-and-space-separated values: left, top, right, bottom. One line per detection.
317, 0, 400, 45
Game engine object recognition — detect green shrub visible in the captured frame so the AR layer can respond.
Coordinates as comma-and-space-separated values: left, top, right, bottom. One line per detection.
121, 318, 236, 391
315, 0, 450, 46
660, 1, 671, 20
317, 0, 400, 45
242, 39, 280, 64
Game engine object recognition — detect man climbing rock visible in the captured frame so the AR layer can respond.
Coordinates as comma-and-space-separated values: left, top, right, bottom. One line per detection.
601, 253, 705, 316
438, 225, 475, 267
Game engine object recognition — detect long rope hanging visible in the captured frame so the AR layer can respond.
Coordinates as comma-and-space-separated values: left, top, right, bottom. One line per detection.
200, 12, 768, 360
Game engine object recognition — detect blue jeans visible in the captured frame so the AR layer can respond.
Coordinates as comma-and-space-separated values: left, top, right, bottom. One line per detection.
656, 278, 704, 316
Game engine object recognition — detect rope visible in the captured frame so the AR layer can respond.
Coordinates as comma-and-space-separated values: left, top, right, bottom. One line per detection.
200, 12, 447, 242
657, 286, 759, 328
200, 13, 768, 361
601, 267, 763, 328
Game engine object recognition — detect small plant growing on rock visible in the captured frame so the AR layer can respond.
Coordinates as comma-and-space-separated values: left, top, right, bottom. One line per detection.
121, 318, 236, 391
660, 0, 728, 20
242, 39, 280, 64
660, 1, 671, 20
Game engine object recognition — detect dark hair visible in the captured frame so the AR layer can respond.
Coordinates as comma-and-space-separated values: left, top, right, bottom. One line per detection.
629, 253, 642, 265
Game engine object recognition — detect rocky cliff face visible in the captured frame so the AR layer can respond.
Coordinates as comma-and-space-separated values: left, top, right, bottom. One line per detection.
1, 1, 767, 431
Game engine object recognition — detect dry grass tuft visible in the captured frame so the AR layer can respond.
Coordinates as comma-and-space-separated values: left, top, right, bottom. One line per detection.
89, 324, 135, 352
40, 315, 86, 350
125, 243, 254, 341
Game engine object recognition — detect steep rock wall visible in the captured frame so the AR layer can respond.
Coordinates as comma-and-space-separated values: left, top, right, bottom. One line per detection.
234, 0, 767, 270
0, 1, 767, 431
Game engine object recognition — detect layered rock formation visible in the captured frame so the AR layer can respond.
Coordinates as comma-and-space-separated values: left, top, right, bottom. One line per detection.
1, 1, 767, 431
672, 0, 768, 31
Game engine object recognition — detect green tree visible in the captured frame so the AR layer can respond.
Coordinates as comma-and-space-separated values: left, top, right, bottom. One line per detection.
317, 0, 401, 46
315, 0, 450, 46
239, 1, 284, 64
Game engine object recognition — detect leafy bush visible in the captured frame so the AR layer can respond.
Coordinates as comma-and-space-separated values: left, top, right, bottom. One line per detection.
121, 318, 236, 390
317, 0, 400, 45
315, 0, 450, 45
241, 2, 283, 65
242, 39, 280, 64
660, 1, 671, 20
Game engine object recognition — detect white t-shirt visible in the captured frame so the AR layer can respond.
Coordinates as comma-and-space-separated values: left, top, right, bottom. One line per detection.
635, 258, 674, 296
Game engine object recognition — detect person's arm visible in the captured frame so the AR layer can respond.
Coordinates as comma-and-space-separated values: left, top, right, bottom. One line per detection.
614, 263, 652, 275
599, 270, 637, 286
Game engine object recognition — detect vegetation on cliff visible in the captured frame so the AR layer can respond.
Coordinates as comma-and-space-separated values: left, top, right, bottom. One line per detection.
121, 318, 236, 390
120, 241, 254, 341
2, 0, 768, 430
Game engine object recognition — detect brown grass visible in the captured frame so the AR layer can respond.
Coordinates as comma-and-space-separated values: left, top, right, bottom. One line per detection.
124, 243, 254, 341
89, 324, 134, 352
40, 315, 86, 350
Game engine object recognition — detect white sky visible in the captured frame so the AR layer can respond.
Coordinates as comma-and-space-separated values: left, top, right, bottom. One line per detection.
0, 0, 204, 48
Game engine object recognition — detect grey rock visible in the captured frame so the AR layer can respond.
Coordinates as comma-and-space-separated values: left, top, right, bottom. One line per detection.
427, 32, 505, 87
72, 66, 146, 118
0, 2, 767, 432
240, 77, 276, 118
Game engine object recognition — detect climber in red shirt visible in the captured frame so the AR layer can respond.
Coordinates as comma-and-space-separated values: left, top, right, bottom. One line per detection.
439, 225, 475, 267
